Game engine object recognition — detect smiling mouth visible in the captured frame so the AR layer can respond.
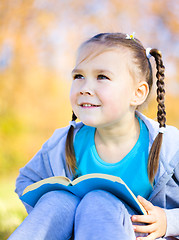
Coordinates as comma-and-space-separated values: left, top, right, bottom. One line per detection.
80, 103, 100, 107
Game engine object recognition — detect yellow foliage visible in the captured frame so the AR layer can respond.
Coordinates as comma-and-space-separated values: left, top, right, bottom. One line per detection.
0, 0, 179, 238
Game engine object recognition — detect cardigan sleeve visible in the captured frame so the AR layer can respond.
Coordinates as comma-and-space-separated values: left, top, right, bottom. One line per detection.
15, 147, 55, 213
164, 208, 179, 238
15, 126, 72, 213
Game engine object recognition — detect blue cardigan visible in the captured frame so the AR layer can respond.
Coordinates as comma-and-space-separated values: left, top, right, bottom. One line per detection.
15, 112, 179, 239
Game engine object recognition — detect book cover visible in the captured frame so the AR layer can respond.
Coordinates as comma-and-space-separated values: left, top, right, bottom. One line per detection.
20, 173, 146, 215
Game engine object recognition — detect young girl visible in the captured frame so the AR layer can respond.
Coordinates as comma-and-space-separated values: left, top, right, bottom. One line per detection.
9, 33, 179, 240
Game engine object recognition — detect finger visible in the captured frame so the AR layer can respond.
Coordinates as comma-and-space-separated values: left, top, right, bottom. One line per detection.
136, 232, 157, 240
137, 196, 154, 213
132, 214, 156, 224
133, 223, 156, 234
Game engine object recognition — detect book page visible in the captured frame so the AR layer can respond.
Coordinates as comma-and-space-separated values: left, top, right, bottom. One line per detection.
72, 173, 125, 185
22, 176, 71, 195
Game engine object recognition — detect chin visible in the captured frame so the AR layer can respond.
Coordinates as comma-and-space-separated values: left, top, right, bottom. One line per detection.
80, 118, 99, 127
82, 122, 97, 127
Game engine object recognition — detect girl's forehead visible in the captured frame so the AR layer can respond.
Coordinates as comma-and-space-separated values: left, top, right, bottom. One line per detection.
75, 43, 131, 67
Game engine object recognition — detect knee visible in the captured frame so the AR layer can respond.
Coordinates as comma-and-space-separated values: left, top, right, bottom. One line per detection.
80, 190, 111, 207
36, 190, 80, 211
76, 190, 125, 217
82, 190, 125, 208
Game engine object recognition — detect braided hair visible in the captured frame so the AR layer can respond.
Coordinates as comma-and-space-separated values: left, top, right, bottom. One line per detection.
148, 49, 166, 183
65, 111, 77, 175
65, 33, 166, 183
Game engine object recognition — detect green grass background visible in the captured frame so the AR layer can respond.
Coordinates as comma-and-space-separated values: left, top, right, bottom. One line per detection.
0, 177, 27, 239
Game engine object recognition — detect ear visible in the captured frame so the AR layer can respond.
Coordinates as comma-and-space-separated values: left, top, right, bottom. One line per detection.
130, 81, 149, 107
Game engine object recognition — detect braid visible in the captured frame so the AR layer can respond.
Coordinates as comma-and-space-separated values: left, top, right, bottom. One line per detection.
154, 53, 166, 128
65, 112, 77, 175
148, 49, 166, 184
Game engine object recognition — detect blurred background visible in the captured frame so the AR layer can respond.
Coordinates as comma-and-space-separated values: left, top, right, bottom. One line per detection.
0, 0, 179, 238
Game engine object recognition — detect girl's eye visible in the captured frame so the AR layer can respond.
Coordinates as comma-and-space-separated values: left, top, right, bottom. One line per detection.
73, 74, 85, 80
97, 74, 110, 80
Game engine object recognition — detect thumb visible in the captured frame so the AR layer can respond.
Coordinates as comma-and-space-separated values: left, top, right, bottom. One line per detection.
137, 195, 154, 214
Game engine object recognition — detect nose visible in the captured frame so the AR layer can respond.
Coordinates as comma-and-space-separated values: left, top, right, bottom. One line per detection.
80, 90, 93, 95
80, 80, 94, 96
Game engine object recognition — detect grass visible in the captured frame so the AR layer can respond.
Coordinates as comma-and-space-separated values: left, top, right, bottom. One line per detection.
0, 176, 27, 239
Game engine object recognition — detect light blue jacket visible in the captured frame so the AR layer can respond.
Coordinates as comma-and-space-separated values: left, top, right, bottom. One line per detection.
15, 112, 179, 239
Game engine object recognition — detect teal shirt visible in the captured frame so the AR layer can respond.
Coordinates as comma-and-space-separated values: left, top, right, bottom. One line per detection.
74, 117, 153, 198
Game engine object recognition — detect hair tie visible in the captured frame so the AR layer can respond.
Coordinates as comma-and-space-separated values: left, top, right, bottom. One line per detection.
126, 32, 135, 40
146, 48, 152, 59
69, 120, 77, 128
159, 127, 166, 134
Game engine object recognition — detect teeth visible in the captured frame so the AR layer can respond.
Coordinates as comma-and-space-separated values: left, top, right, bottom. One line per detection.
83, 104, 92, 107
80, 103, 100, 107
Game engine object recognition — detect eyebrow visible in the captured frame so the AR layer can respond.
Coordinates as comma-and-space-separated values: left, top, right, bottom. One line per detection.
71, 69, 114, 76
71, 69, 83, 74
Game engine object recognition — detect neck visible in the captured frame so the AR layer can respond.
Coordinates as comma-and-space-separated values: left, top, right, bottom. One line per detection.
95, 113, 139, 147
94, 113, 140, 163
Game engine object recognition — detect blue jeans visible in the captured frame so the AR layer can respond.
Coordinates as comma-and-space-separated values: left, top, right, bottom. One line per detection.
8, 190, 136, 240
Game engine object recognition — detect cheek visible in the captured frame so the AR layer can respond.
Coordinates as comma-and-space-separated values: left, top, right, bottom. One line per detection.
69, 85, 77, 106
101, 87, 131, 111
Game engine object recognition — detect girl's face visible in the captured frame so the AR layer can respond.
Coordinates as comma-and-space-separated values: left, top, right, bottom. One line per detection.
70, 47, 139, 128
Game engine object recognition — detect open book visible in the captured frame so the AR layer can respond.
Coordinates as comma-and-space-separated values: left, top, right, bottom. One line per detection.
20, 173, 146, 215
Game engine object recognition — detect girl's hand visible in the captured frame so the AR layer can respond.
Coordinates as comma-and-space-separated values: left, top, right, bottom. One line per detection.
131, 196, 167, 240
